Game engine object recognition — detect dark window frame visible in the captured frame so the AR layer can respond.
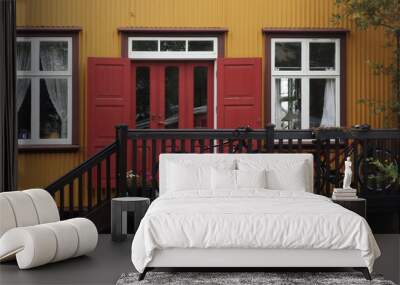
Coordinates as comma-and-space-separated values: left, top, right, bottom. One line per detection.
17, 27, 81, 152
263, 28, 349, 127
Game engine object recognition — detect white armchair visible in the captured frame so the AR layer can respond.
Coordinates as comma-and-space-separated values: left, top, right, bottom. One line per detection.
0, 189, 98, 269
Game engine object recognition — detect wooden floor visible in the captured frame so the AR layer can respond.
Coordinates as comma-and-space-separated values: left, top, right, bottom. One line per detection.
0, 234, 399, 285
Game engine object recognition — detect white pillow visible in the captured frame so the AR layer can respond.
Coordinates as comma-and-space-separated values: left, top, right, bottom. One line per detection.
167, 163, 211, 191
236, 169, 267, 188
211, 168, 236, 190
265, 163, 307, 191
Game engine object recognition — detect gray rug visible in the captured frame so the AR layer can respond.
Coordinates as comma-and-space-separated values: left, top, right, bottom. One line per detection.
116, 272, 396, 285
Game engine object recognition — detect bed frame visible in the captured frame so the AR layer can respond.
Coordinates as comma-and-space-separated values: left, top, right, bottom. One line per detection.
138, 154, 373, 281
138, 248, 371, 280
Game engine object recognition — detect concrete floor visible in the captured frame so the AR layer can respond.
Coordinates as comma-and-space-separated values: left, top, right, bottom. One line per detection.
0, 234, 399, 285
0, 235, 134, 285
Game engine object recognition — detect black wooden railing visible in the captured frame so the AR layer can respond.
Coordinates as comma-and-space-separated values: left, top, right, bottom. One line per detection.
46, 124, 400, 232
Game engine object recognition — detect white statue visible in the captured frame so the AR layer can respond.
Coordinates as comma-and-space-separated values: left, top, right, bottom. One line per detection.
343, 156, 353, 189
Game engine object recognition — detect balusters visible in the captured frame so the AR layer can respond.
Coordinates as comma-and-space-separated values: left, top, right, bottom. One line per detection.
141, 139, 147, 192
334, 138, 340, 187
199, 139, 205, 153
97, 162, 102, 205
69, 182, 74, 218
78, 175, 83, 214
87, 168, 93, 210
106, 156, 111, 200
60, 188, 65, 219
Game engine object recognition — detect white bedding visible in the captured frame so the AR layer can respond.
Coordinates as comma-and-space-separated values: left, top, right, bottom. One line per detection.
131, 190, 380, 273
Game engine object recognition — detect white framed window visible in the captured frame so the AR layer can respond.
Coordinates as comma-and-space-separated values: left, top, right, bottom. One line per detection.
17, 37, 73, 145
128, 37, 218, 59
271, 38, 341, 129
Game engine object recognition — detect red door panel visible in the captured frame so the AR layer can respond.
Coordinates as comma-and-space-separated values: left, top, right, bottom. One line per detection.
217, 58, 262, 129
87, 57, 133, 156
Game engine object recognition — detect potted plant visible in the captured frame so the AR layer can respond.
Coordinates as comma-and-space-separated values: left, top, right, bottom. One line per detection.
364, 158, 399, 191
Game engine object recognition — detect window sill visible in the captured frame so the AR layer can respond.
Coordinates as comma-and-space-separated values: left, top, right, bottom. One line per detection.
18, 144, 80, 153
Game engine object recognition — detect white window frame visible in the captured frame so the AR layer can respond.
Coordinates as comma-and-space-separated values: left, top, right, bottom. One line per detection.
17, 37, 73, 145
271, 38, 341, 129
128, 37, 218, 59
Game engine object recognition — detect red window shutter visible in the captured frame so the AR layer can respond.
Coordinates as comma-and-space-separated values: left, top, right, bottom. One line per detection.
217, 58, 262, 129
87, 57, 132, 156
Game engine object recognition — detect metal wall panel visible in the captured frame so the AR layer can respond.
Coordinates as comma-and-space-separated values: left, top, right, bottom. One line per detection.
16, 0, 393, 188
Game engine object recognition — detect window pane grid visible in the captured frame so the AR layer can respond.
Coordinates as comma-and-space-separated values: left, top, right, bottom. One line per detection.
271, 38, 340, 129
17, 36, 72, 145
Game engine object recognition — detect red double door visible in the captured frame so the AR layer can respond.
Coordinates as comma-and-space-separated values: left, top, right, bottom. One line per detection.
87, 58, 262, 156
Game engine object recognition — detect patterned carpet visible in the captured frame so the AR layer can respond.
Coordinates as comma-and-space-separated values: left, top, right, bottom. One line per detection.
116, 271, 396, 285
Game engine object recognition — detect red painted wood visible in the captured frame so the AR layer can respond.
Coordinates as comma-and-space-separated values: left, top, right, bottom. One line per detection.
87, 57, 132, 156
217, 58, 262, 129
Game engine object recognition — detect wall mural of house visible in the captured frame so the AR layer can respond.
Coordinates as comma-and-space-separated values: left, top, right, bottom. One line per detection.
16, 0, 393, 190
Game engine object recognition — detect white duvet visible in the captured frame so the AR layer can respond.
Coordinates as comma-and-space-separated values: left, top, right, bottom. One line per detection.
131, 190, 380, 273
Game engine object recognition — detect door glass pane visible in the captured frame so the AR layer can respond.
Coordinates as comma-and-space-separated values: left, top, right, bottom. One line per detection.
132, 40, 158, 51
188, 41, 214, 51
17, 78, 31, 139
275, 42, 301, 71
165, 67, 179, 129
193, 66, 208, 128
310, 79, 336, 127
17, 42, 31, 71
136, 67, 150, 129
275, 78, 301, 129
310, 42, 335, 71
40, 78, 68, 139
39, 41, 69, 71
160, 41, 186, 51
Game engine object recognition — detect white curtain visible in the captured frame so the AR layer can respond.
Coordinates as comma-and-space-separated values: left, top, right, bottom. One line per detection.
16, 79, 30, 111
43, 79, 68, 138
16, 43, 31, 111
275, 79, 284, 128
320, 79, 335, 127
40, 43, 69, 138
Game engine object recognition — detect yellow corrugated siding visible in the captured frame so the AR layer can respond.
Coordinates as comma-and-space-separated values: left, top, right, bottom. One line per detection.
16, 0, 393, 189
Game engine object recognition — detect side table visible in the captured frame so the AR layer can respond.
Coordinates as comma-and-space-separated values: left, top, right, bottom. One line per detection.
332, 197, 367, 219
111, 197, 150, 242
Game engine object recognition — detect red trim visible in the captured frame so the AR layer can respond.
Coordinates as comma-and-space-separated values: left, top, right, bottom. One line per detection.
263, 31, 347, 126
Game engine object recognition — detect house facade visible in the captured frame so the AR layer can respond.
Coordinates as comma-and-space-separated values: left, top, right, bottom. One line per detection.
16, 0, 393, 189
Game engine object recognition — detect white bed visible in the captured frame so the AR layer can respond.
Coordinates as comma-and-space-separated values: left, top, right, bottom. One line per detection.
131, 154, 380, 280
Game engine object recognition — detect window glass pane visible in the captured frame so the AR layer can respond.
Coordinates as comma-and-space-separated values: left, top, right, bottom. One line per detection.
193, 66, 208, 128
310, 79, 336, 127
17, 79, 31, 139
188, 41, 214, 51
275, 42, 301, 71
40, 41, 68, 71
275, 78, 301, 129
40, 78, 68, 139
310, 42, 335, 71
132, 40, 158, 51
136, 67, 150, 129
160, 40, 186, 51
165, 66, 179, 129
17, 42, 31, 71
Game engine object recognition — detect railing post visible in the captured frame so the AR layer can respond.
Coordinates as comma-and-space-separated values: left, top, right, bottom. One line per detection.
265, 124, 275, 153
116, 125, 128, 197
